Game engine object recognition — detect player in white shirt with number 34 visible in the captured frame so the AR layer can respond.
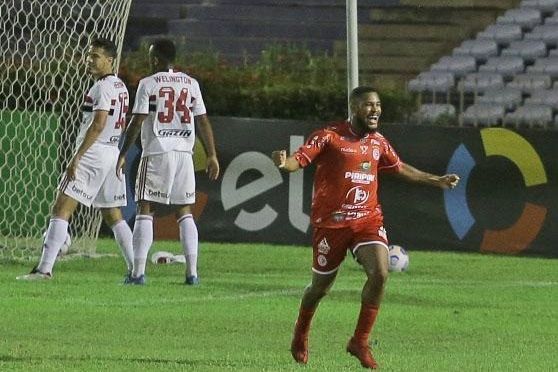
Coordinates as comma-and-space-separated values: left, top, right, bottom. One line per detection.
117, 39, 219, 285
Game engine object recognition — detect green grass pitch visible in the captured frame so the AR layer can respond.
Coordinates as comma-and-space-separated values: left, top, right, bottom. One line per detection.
1, 240, 557, 371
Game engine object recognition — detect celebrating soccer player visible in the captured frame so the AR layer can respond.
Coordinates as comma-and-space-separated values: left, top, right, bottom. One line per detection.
117, 39, 219, 285
17, 38, 134, 280
271, 86, 460, 369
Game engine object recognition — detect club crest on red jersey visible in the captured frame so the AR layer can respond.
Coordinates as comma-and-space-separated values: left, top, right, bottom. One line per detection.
317, 238, 330, 254
372, 148, 380, 160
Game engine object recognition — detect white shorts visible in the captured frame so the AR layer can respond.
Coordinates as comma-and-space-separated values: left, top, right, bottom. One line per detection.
59, 144, 127, 208
135, 151, 195, 205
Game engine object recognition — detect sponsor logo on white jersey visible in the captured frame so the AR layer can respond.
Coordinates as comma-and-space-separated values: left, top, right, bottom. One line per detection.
157, 129, 192, 137
113, 194, 126, 201
71, 185, 93, 200
147, 189, 169, 198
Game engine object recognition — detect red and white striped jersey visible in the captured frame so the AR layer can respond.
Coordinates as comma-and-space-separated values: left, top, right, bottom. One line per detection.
77, 74, 129, 148
132, 69, 206, 156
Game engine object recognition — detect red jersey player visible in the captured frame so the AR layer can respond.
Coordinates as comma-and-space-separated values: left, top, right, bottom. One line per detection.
272, 86, 459, 369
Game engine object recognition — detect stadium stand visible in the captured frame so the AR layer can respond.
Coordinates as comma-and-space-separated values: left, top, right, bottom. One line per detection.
526, 57, 558, 77
477, 24, 523, 45
524, 24, 558, 45
521, 0, 558, 13
453, 39, 499, 62
460, 103, 507, 127
525, 88, 558, 108
503, 103, 554, 127
430, 56, 477, 78
127, 0, 520, 90
408, 0, 558, 128
414, 103, 456, 125
124, 0, 558, 128
507, 73, 552, 92
500, 40, 547, 61
479, 56, 525, 78
496, 7, 542, 29
477, 87, 523, 109
407, 72, 455, 95
457, 73, 505, 94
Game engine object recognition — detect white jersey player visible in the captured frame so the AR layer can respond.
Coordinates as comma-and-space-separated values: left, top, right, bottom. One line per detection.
61, 74, 129, 207
17, 38, 134, 281
117, 38, 219, 286
75, 75, 128, 149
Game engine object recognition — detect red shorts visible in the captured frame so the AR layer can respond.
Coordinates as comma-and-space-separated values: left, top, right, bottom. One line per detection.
312, 221, 389, 274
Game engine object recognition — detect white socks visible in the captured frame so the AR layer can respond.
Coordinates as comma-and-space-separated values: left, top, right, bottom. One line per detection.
131, 215, 153, 278
111, 220, 134, 273
37, 218, 69, 274
178, 214, 198, 277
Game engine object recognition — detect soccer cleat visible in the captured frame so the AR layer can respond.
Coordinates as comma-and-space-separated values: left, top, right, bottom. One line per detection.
124, 274, 146, 285
16, 267, 52, 281
185, 275, 200, 285
346, 337, 378, 369
290, 333, 309, 364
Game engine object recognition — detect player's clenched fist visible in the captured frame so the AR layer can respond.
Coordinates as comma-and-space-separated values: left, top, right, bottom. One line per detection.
271, 150, 287, 168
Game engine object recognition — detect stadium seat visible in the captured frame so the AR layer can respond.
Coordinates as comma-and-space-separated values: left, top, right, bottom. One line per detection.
452, 39, 498, 62
477, 24, 523, 45
503, 104, 553, 127
415, 103, 456, 124
507, 73, 552, 92
520, 0, 558, 14
500, 40, 547, 62
543, 11, 558, 24
496, 8, 542, 30
524, 24, 558, 46
526, 56, 558, 78
479, 56, 525, 78
477, 87, 523, 110
407, 71, 455, 93
458, 72, 505, 93
460, 103, 506, 126
430, 56, 477, 78
526, 88, 558, 109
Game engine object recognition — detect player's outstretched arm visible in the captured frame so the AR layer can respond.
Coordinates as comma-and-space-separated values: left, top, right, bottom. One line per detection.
271, 150, 301, 172
397, 162, 459, 189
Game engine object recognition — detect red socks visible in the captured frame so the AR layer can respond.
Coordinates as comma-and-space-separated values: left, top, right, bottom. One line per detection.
294, 306, 315, 337
353, 303, 379, 344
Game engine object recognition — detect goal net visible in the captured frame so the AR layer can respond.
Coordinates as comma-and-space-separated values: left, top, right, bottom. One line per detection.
0, 0, 133, 260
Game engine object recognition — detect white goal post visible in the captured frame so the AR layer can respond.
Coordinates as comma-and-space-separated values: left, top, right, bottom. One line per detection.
0, 0, 133, 260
